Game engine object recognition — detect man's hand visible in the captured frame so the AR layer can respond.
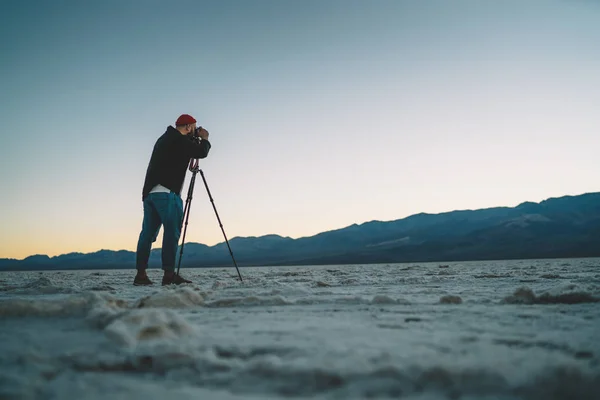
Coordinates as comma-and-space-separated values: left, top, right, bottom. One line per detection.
197, 127, 209, 140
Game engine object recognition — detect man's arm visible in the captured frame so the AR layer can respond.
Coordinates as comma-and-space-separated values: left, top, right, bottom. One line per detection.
183, 128, 211, 159
186, 138, 211, 159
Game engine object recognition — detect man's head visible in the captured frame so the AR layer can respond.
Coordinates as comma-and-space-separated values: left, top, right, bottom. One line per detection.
175, 114, 197, 135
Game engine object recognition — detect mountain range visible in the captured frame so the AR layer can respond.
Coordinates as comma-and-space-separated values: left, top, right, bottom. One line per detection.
1, 192, 599, 271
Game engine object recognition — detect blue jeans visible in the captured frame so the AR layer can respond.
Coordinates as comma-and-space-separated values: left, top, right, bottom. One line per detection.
136, 192, 184, 272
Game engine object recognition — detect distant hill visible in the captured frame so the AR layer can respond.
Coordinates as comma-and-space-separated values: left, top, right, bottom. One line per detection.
1, 192, 599, 271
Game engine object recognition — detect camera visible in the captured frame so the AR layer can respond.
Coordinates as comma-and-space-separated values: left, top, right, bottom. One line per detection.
195, 126, 208, 138
188, 127, 201, 143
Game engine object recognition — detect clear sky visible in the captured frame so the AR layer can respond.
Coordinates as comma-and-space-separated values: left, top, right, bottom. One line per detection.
1, 0, 599, 260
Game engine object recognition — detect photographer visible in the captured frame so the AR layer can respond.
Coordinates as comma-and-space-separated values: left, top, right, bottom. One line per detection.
134, 114, 211, 286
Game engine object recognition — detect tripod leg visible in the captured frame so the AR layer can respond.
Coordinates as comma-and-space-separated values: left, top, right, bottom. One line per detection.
176, 173, 197, 276
199, 169, 243, 282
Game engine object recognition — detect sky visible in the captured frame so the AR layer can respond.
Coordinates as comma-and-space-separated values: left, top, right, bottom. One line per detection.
1, 0, 599, 260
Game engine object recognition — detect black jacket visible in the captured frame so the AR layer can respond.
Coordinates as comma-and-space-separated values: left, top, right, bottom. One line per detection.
142, 126, 211, 200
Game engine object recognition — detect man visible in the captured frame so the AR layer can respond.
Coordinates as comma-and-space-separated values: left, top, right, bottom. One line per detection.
133, 114, 211, 286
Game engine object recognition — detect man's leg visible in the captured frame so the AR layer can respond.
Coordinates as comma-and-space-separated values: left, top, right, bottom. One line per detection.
134, 195, 162, 285
155, 192, 191, 285
161, 192, 183, 270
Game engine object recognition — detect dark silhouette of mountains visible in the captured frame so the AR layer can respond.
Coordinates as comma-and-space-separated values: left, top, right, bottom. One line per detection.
1, 192, 599, 271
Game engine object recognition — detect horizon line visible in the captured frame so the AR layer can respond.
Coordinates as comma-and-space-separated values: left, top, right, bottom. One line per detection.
2, 190, 597, 261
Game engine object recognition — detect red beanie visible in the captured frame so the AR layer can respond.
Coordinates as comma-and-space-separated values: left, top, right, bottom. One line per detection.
176, 114, 196, 126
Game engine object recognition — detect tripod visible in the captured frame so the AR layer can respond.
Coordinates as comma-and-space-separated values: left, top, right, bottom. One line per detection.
176, 158, 243, 281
